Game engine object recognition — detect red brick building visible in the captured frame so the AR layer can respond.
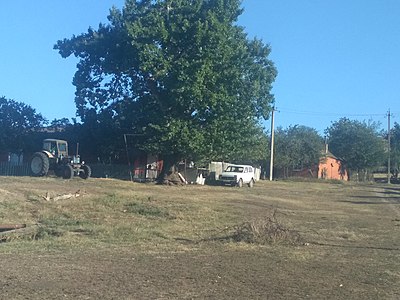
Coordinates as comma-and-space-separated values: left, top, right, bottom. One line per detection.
318, 151, 348, 181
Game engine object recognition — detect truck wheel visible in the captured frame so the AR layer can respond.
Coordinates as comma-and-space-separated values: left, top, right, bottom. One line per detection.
248, 179, 255, 188
62, 165, 74, 179
30, 152, 49, 176
79, 165, 92, 179
237, 178, 243, 188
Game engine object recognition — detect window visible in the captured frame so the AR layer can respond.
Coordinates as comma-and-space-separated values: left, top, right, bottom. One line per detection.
58, 143, 67, 152
43, 142, 52, 152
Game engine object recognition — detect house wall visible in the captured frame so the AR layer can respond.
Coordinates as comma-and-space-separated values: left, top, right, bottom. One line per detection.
132, 154, 163, 181
146, 154, 162, 180
0, 152, 24, 165
318, 156, 348, 181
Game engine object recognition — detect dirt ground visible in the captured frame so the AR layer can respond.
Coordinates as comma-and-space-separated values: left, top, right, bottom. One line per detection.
0, 177, 399, 299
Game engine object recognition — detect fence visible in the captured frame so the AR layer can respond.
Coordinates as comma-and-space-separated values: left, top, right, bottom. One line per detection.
90, 164, 132, 180
0, 162, 134, 180
1, 162, 262, 182
0, 162, 31, 176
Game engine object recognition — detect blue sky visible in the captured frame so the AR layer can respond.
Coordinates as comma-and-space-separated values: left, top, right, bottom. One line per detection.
1, 1, 399, 134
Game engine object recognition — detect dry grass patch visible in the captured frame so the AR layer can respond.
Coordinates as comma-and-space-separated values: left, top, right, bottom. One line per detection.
0, 177, 400, 299
230, 210, 303, 245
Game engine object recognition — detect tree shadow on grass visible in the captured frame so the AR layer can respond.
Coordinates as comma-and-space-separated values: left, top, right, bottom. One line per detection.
376, 189, 400, 196
340, 196, 400, 205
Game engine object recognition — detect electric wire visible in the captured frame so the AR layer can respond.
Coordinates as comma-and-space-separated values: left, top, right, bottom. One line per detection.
276, 107, 391, 118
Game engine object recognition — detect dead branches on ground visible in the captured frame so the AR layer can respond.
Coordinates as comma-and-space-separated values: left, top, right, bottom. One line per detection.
42, 190, 82, 202
231, 210, 303, 245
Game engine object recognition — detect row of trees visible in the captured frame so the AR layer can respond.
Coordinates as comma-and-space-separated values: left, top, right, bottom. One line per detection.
0, 93, 396, 180
0, 96, 46, 154
274, 119, 388, 179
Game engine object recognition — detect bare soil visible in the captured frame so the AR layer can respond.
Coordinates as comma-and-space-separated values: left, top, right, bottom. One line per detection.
0, 177, 399, 299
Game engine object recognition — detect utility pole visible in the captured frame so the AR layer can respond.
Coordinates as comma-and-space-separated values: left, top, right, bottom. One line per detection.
269, 107, 276, 181
387, 109, 392, 184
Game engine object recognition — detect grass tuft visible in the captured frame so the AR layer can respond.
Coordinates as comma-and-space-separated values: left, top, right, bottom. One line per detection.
34, 226, 64, 240
124, 202, 172, 218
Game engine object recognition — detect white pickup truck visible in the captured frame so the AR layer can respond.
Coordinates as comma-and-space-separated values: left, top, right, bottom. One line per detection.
218, 164, 256, 187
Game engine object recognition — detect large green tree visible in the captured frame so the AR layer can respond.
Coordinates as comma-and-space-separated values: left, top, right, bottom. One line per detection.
389, 122, 400, 176
54, 0, 277, 171
274, 125, 324, 177
325, 118, 385, 180
0, 96, 46, 153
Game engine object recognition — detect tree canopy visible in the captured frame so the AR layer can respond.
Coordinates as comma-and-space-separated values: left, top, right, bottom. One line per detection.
54, 0, 277, 168
389, 122, 400, 174
274, 125, 324, 176
0, 96, 46, 153
325, 118, 385, 177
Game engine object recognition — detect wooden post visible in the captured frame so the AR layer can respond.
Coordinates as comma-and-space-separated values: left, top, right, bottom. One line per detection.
269, 107, 275, 181
388, 109, 391, 184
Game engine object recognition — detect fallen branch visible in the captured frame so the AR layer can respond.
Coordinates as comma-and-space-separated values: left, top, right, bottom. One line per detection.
0, 225, 37, 243
0, 224, 26, 231
43, 190, 81, 202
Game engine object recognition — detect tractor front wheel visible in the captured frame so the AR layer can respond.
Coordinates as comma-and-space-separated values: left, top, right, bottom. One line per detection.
62, 165, 74, 179
79, 165, 92, 179
30, 152, 49, 177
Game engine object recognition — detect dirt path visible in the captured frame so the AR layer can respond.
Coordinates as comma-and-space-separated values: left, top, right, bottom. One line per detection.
2, 241, 399, 300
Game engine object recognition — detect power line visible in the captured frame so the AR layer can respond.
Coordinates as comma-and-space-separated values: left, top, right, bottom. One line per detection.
277, 107, 386, 118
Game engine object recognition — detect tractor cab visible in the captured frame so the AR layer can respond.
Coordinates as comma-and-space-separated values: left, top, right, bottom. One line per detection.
43, 139, 68, 158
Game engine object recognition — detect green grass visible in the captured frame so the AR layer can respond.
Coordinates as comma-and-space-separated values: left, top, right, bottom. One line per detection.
124, 201, 172, 218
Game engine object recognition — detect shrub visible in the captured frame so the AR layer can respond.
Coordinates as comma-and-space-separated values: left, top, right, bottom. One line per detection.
231, 210, 303, 245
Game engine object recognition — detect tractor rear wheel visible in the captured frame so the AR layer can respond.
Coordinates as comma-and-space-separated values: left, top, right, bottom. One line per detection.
30, 152, 49, 176
79, 165, 92, 179
62, 165, 74, 179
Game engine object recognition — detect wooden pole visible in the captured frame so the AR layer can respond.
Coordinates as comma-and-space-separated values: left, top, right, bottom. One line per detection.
269, 107, 275, 181
124, 134, 133, 182
388, 109, 391, 184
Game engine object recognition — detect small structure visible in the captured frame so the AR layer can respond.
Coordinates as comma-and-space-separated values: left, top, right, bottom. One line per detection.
279, 145, 348, 181
132, 154, 163, 181
318, 150, 348, 181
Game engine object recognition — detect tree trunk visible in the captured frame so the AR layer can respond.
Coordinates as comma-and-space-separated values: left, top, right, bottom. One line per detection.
347, 169, 352, 181
157, 154, 180, 184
